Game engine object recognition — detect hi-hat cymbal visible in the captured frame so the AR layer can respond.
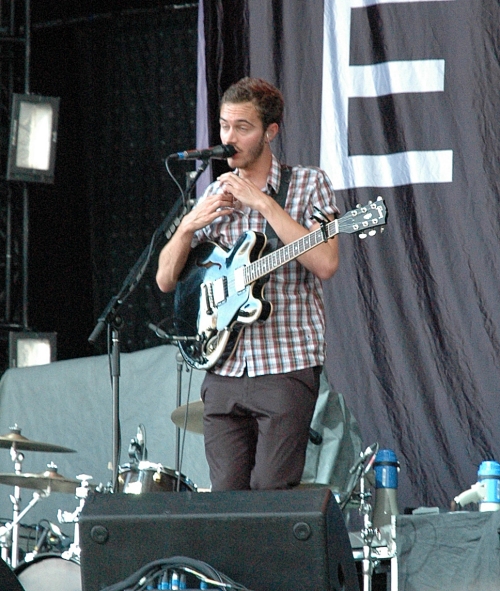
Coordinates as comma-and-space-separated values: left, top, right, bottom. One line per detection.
170, 400, 204, 434
0, 467, 94, 494
0, 425, 76, 453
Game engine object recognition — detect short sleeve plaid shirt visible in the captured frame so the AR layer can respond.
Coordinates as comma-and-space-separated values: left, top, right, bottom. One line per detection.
192, 155, 339, 377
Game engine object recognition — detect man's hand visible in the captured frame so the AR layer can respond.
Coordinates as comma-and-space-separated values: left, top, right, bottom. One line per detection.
181, 189, 236, 233
217, 171, 269, 213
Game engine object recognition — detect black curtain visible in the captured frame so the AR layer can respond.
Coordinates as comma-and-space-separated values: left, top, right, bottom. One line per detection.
201, 0, 500, 512
201, 0, 249, 180
28, 5, 198, 358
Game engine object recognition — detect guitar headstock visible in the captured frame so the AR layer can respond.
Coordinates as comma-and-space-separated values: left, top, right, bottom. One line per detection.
338, 196, 387, 238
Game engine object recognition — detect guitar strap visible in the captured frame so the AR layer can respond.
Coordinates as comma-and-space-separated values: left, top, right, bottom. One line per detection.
265, 164, 292, 250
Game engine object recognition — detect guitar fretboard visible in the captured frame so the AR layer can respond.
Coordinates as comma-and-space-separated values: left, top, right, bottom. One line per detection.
244, 219, 338, 284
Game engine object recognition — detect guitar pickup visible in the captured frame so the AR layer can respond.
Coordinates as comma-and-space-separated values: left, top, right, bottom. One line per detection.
211, 276, 228, 306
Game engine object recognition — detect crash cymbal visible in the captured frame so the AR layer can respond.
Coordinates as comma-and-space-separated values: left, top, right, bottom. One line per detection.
0, 466, 94, 494
170, 400, 204, 434
0, 425, 76, 453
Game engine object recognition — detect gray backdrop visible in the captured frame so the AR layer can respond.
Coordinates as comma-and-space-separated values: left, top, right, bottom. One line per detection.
0, 345, 209, 538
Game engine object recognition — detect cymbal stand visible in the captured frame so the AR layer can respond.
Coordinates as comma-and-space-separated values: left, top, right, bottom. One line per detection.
58, 474, 93, 562
174, 351, 184, 490
341, 444, 379, 591
0, 489, 43, 567
9, 444, 24, 567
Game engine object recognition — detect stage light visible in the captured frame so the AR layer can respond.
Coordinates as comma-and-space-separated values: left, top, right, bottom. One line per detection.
8, 331, 57, 368
6, 93, 60, 184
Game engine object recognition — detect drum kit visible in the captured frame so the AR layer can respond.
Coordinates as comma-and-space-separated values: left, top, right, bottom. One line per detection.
0, 408, 201, 591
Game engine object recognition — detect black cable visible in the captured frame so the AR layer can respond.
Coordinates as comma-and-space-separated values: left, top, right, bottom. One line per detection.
100, 556, 252, 591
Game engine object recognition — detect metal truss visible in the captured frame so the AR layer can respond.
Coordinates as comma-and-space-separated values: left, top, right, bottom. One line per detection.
0, 0, 30, 331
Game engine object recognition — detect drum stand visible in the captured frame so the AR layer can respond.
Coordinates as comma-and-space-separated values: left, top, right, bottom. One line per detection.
1, 444, 43, 567
58, 475, 93, 563
0, 488, 43, 567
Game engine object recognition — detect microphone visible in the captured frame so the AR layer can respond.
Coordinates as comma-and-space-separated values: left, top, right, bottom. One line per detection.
169, 144, 236, 161
33, 526, 49, 554
348, 442, 378, 474
33, 522, 66, 555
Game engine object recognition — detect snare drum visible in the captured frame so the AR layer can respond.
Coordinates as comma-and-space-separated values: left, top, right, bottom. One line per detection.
117, 461, 197, 494
15, 554, 81, 591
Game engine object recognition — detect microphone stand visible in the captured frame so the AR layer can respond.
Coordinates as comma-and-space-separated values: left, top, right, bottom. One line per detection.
88, 158, 210, 492
175, 351, 184, 491
343, 445, 379, 591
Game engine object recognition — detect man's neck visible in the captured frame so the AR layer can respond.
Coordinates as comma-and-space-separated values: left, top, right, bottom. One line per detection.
239, 151, 273, 189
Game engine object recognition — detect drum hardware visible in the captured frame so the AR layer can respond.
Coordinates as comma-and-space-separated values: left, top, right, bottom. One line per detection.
0, 490, 44, 567
7, 439, 24, 568
57, 474, 94, 563
0, 424, 75, 567
0, 459, 90, 567
343, 443, 381, 591
128, 423, 147, 465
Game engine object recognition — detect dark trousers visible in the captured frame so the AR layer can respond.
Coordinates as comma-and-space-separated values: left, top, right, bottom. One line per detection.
201, 366, 321, 491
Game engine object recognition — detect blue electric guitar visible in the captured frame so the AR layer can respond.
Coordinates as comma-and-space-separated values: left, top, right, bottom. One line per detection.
173, 197, 387, 369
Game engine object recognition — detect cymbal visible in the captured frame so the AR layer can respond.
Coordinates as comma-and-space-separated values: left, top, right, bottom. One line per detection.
0, 467, 94, 494
171, 400, 204, 434
0, 426, 76, 453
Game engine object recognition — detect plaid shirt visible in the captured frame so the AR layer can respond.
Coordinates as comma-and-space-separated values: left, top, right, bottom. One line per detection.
192, 155, 339, 377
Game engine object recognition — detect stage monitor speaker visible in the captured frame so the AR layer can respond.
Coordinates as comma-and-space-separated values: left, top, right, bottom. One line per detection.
79, 487, 359, 591
0, 557, 25, 591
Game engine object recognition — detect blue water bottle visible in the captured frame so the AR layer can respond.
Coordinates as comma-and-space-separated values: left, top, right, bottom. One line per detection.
478, 460, 500, 512
372, 449, 400, 528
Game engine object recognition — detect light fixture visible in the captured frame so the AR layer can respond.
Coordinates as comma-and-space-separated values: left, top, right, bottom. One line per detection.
8, 331, 57, 368
6, 93, 60, 184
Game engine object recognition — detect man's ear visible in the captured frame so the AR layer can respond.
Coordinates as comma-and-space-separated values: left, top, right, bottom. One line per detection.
266, 122, 279, 142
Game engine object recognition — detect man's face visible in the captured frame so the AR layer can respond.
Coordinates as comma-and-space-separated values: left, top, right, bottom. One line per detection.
219, 101, 266, 170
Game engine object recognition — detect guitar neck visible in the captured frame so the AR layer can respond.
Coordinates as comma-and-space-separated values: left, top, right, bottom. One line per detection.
245, 219, 339, 285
